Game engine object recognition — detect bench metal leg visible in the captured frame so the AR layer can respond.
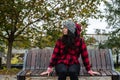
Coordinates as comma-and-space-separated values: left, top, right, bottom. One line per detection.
112, 75, 120, 80
17, 75, 25, 80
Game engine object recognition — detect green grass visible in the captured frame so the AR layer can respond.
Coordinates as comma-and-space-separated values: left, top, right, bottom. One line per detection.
115, 67, 120, 72
0, 68, 21, 75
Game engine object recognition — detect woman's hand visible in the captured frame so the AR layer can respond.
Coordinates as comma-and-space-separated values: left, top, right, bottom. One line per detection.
40, 67, 53, 76
88, 70, 100, 76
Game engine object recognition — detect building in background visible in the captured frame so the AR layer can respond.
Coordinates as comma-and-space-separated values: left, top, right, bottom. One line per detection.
84, 34, 109, 49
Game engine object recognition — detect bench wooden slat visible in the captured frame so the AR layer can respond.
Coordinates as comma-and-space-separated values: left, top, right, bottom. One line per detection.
107, 49, 115, 70
109, 70, 119, 75
18, 70, 30, 76
24, 51, 32, 69
105, 49, 112, 70
95, 49, 102, 70
104, 70, 112, 75
100, 49, 107, 69
30, 70, 39, 75
99, 70, 108, 76
35, 50, 40, 69
89, 49, 97, 70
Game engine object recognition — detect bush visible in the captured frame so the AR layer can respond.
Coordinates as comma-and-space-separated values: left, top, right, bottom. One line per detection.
115, 66, 120, 72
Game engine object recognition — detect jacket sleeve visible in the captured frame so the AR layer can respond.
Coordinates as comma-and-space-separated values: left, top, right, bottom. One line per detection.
80, 38, 91, 71
48, 39, 60, 68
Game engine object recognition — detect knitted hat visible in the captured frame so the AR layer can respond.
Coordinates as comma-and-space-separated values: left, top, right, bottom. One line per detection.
62, 20, 76, 34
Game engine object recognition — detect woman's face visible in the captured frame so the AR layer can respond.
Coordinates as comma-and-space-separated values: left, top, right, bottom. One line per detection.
62, 27, 68, 35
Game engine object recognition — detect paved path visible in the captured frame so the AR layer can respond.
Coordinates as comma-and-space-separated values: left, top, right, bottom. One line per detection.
0, 75, 111, 80
0, 75, 16, 80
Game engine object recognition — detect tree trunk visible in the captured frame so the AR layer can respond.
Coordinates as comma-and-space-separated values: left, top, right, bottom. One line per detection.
6, 41, 13, 69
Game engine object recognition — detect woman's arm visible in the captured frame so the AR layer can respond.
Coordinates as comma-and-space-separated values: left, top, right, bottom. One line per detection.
40, 39, 61, 76
80, 38, 91, 71
80, 38, 99, 75
48, 39, 60, 68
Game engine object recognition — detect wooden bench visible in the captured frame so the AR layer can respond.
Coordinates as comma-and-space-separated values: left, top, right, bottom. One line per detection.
17, 48, 120, 80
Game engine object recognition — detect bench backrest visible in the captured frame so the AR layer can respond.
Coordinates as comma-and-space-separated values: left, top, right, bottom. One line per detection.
23, 48, 53, 70
23, 48, 114, 72
79, 49, 114, 74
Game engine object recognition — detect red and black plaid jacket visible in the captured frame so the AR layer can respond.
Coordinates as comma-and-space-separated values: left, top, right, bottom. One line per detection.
48, 37, 91, 71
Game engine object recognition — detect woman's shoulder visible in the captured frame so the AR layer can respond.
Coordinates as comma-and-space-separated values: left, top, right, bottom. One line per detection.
76, 37, 85, 40
75, 37, 85, 43
75, 37, 81, 40
57, 37, 63, 41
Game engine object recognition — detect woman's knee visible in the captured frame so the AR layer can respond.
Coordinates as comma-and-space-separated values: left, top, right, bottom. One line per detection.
55, 63, 67, 74
69, 69, 78, 75
68, 64, 80, 75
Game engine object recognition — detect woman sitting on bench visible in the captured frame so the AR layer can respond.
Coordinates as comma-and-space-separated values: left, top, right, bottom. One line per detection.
40, 20, 99, 80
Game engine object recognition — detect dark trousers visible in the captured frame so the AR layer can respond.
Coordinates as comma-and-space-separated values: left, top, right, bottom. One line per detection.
55, 63, 80, 80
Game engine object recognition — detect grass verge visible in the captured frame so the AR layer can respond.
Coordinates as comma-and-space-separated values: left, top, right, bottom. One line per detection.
0, 68, 21, 75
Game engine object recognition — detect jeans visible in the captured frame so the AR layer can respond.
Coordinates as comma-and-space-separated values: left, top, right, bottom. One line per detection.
55, 63, 80, 80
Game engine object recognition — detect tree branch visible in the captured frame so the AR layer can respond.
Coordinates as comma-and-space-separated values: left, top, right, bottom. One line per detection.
14, 0, 61, 39
0, 34, 8, 40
